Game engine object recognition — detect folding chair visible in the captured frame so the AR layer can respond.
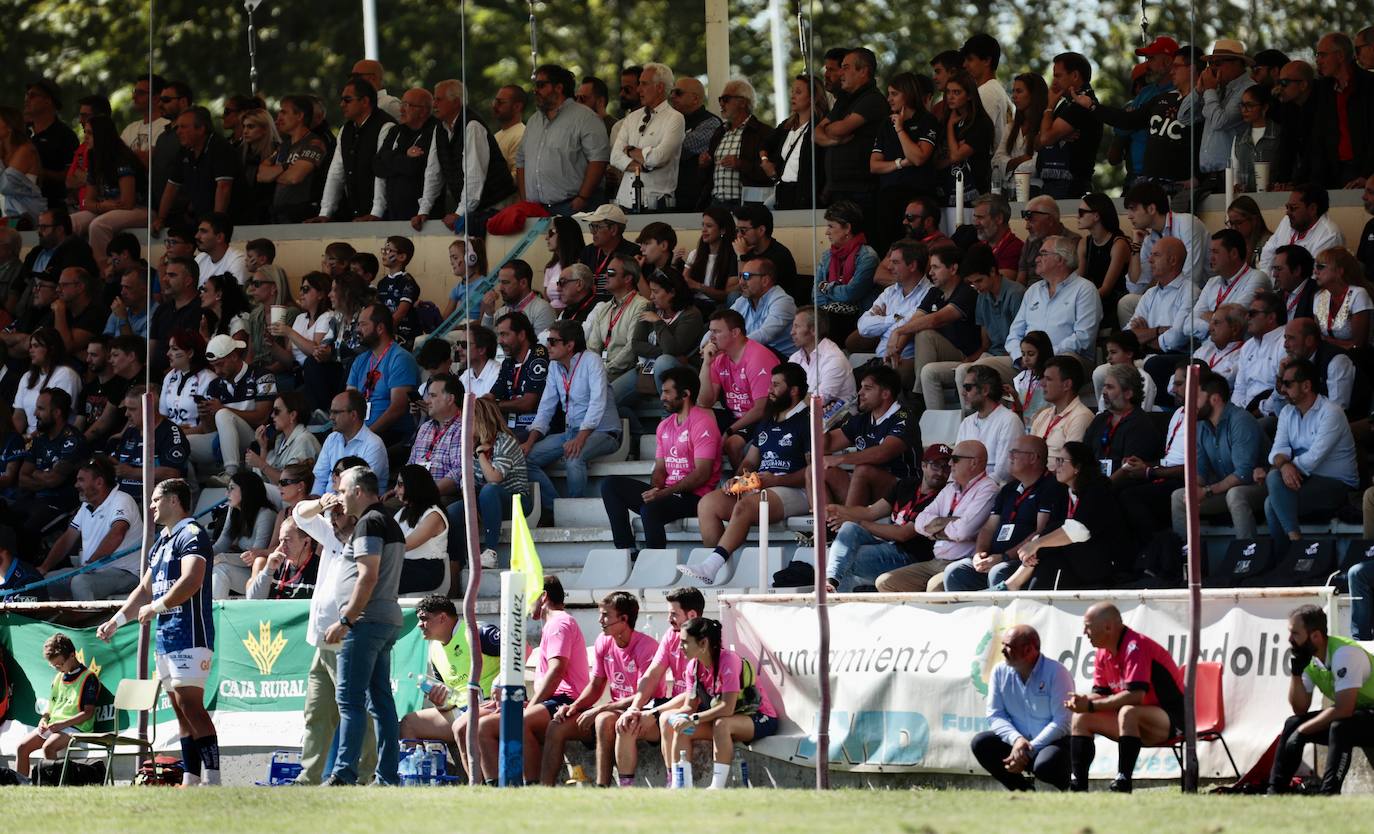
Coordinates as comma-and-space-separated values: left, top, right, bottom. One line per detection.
1160, 662, 1240, 784
60, 677, 161, 786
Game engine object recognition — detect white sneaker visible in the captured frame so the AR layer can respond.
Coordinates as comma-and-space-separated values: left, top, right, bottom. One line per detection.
480, 549, 498, 569
677, 553, 725, 585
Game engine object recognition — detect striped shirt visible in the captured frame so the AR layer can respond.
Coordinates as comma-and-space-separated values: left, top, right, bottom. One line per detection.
475, 432, 529, 498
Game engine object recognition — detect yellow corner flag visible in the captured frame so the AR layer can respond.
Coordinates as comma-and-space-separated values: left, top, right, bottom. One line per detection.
508, 494, 544, 599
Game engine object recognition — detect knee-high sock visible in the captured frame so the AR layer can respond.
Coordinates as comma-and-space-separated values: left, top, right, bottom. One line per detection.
1069, 736, 1095, 786
1116, 735, 1141, 780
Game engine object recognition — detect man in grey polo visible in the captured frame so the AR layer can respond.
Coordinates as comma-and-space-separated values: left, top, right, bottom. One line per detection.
517, 64, 611, 216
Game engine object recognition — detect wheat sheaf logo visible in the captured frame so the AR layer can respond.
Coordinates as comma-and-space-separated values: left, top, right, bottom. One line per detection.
243, 621, 288, 675
74, 648, 102, 678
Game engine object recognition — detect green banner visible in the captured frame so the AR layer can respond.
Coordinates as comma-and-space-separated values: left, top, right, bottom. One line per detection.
1, 601, 430, 737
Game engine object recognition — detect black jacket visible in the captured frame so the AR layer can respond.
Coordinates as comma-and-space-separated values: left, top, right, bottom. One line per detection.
1307, 69, 1374, 187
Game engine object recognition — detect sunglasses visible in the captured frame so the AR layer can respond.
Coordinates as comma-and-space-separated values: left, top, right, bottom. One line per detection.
339, 95, 357, 104
279, 477, 305, 487
949, 453, 975, 462
1020, 209, 1050, 219
547, 337, 565, 345
1076, 207, 1096, 216
1277, 377, 1300, 389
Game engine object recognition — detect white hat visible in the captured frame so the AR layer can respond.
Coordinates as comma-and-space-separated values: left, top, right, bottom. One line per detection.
205, 334, 247, 361
573, 204, 629, 225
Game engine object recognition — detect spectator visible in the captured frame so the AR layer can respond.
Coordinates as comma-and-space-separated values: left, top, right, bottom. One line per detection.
322, 464, 405, 786
442, 236, 490, 323
1012, 440, 1122, 589
456, 325, 501, 399
825, 442, 952, 591
660, 617, 779, 789
1264, 358, 1359, 548
0, 105, 46, 229
234, 107, 278, 224
404, 371, 465, 503
104, 266, 154, 339
329, 272, 372, 372
311, 391, 388, 495
1120, 181, 1209, 312
1312, 247, 1372, 352
373, 88, 443, 225
349, 59, 401, 118
812, 364, 919, 508
245, 515, 321, 600
322, 241, 356, 279
576, 76, 616, 136
120, 73, 168, 168
1194, 39, 1259, 185
37, 456, 141, 601
491, 85, 527, 177
971, 625, 1073, 791
1227, 195, 1273, 268
346, 303, 420, 445
12, 633, 100, 782
1191, 229, 1271, 342
875, 439, 999, 592
730, 204, 800, 303
1260, 319, 1357, 416
1267, 604, 1374, 795
112, 383, 190, 496
787, 306, 855, 411
191, 212, 247, 287
159, 329, 214, 431
148, 257, 202, 372
1088, 46, 1202, 193
869, 72, 939, 251
211, 471, 275, 598
241, 265, 299, 381
891, 242, 980, 399
244, 391, 319, 489
396, 595, 501, 749
677, 208, 736, 314
1030, 356, 1093, 463
481, 258, 556, 339
1273, 60, 1318, 186
311, 78, 396, 222
699, 78, 772, 209
588, 254, 650, 413
636, 222, 683, 289
517, 64, 611, 215
663, 77, 721, 211
956, 364, 1024, 483
762, 73, 827, 210
24, 79, 79, 209
374, 236, 421, 345
83, 334, 145, 445
1118, 237, 1191, 394
1065, 602, 1185, 793
938, 70, 996, 200
1232, 290, 1287, 414
1192, 303, 1247, 390
814, 200, 877, 332
633, 270, 705, 394
1087, 363, 1163, 484
489, 311, 550, 442
552, 263, 601, 331
1259, 185, 1346, 275
1251, 48, 1291, 88
97, 232, 141, 307
609, 63, 684, 211
686, 362, 811, 585
732, 256, 799, 358
392, 464, 449, 594
445, 397, 529, 571
1272, 243, 1319, 324
47, 266, 105, 357
1168, 373, 1264, 540
12, 326, 82, 435
697, 308, 776, 468
816, 47, 886, 216
542, 216, 585, 311
153, 106, 239, 232
971, 194, 1022, 281
1002, 72, 1047, 194
858, 239, 934, 377
187, 334, 274, 483
1309, 32, 1374, 188
15, 209, 98, 322
962, 34, 1013, 179
69, 115, 146, 261
273, 271, 341, 410
1011, 330, 1054, 429
1017, 196, 1081, 285
1233, 84, 1281, 193
258, 94, 328, 223
523, 320, 624, 513
1035, 52, 1101, 199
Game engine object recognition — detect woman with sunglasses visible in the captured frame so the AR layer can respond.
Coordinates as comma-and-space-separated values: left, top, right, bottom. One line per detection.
12, 326, 82, 436
1074, 192, 1130, 329
243, 265, 300, 378
542, 217, 584, 311
246, 391, 320, 487
211, 471, 277, 598
272, 271, 341, 412
239, 460, 316, 578
1313, 247, 1372, 353
197, 273, 251, 340
1233, 85, 1280, 195
1225, 196, 1272, 268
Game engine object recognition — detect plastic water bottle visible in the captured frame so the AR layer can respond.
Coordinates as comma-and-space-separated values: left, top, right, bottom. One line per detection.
418, 748, 433, 784
398, 748, 415, 786
673, 750, 693, 789
408, 672, 437, 694
429, 746, 445, 781
736, 758, 750, 788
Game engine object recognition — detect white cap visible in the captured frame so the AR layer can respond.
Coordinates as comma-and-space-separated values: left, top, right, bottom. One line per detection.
573, 204, 629, 225
205, 334, 247, 361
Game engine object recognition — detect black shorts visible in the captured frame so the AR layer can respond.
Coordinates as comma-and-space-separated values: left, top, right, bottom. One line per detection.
540, 694, 575, 715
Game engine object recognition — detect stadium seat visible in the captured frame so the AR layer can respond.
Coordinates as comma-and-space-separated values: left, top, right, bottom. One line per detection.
726, 546, 786, 592
918, 410, 962, 448
1158, 662, 1240, 782
1331, 539, 1374, 593
60, 677, 161, 786
563, 548, 633, 604
1249, 539, 1338, 587
1203, 539, 1275, 588
604, 418, 632, 462
498, 482, 541, 529
605, 547, 682, 593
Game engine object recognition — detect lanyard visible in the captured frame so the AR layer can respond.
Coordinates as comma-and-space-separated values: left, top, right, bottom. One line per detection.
1214, 266, 1249, 307
1163, 417, 1184, 457
1043, 406, 1073, 439
594, 248, 616, 277
1285, 281, 1308, 317
508, 348, 533, 395
1207, 342, 1242, 368
513, 292, 537, 313
363, 342, 393, 398
561, 353, 584, 403
1067, 491, 1079, 519
1100, 409, 1131, 449
949, 473, 986, 515
1289, 225, 1309, 245
274, 546, 317, 598
606, 294, 633, 343
422, 417, 459, 462
1021, 377, 1039, 414
1005, 484, 1036, 523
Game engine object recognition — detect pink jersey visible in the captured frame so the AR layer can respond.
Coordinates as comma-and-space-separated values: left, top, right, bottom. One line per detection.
593, 630, 660, 699
652, 627, 692, 696
711, 340, 775, 419
686, 647, 777, 718
537, 610, 590, 700
655, 406, 723, 497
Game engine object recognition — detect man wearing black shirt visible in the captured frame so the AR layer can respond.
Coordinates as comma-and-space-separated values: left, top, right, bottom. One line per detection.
1086, 363, 1163, 485
553, 264, 604, 327
148, 257, 202, 375
487, 311, 549, 442
944, 434, 1064, 591
153, 107, 239, 232
52, 267, 106, 357
82, 335, 146, 445
16, 208, 97, 314
113, 386, 191, 501
1038, 52, 1103, 198
812, 364, 920, 507
24, 79, 79, 209
1272, 244, 1318, 323
816, 47, 886, 217
889, 242, 980, 394
730, 204, 801, 303
2, 389, 88, 559
1084, 46, 1203, 191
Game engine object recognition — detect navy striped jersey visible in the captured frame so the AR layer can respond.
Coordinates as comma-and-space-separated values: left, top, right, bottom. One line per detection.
148, 517, 215, 653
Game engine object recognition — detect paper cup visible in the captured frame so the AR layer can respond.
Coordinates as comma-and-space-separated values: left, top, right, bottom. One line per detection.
1254, 161, 1271, 193
1014, 171, 1032, 203
270, 305, 288, 325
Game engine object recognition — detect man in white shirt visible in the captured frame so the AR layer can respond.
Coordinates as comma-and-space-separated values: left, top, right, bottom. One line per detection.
456, 325, 501, 398
1259, 319, 1357, 417
1096, 237, 1190, 396
787, 305, 855, 413
37, 458, 142, 600
962, 34, 1013, 182
351, 58, 402, 119
121, 75, 168, 168
857, 240, 934, 379
1232, 290, 1287, 413
1121, 181, 1210, 320
1259, 185, 1346, 276
610, 63, 684, 210
1191, 229, 1270, 341
1191, 303, 1247, 390
193, 212, 247, 287
956, 364, 1024, 483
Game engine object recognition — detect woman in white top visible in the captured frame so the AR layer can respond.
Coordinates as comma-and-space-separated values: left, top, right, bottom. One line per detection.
675, 206, 738, 316
541, 217, 584, 311
1011, 331, 1053, 430
1313, 247, 1372, 351
12, 327, 82, 435
160, 329, 217, 430
394, 463, 449, 595
271, 270, 339, 371
245, 391, 320, 487
1003, 73, 1047, 193
760, 73, 829, 210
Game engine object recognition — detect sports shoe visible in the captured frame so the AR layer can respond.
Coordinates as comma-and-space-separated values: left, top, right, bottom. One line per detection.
1108, 776, 1132, 793
480, 549, 498, 569
321, 775, 353, 787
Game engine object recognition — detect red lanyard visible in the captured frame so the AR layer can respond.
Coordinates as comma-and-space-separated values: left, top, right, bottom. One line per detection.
1289, 225, 1309, 245
422, 417, 458, 462
509, 349, 531, 393
1214, 266, 1249, 307
1163, 416, 1184, 457
594, 249, 616, 277
949, 474, 986, 515
1067, 492, 1079, 519
991, 229, 1015, 259
1101, 409, 1131, 448
1207, 342, 1242, 368
606, 294, 633, 343
1043, 406, 1072, 438
1286, 284, 1304, 317
1006, 484, 1036, 523
1325, 288, 1349, 334
561, 354, 584, 402
1021, 377, 1039, 414
363, 342, 393, 397
513, 292, 537, 313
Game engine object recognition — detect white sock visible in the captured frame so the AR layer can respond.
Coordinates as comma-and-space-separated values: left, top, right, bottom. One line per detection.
709, 762, 730, 789
202, 768, 221, 786
182, 771, 201, 786
701, 553, 726, 582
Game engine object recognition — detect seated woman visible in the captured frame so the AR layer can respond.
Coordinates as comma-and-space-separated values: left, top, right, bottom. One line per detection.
1011, 330, 1054, 431
11, 326, 82, 437
241, 264, 300, 386
632, 271, 705, 394
272, 271, 341, 412
442, 236, 489, 322
245, 391, 320, 493
814, 200, 879, 336
211, 472, 277, 598
161, 329, 217, 432
394, 463, 449, 595
237, 460, 315, 570
198, 273, 252, 340
0, 106, 45, 229
246, 514, 321, 600
541, 217, 583, 311
1001, 440, 1120, 591
445, 397, 529, 570
1312, 247, 1371, 354
676, 207, 737, 317
660, 617, 779, 789
69, 115, 146, 272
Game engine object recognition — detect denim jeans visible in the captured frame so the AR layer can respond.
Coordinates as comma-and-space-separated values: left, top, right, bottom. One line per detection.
526, 430, 620, 510
827, 522, 916, 591
446, 485, 528, 558
1262, 469, 1350, 548
943, 557, 1017, 591
1350, 561, 1374, 640
332, 620, 401, 785
651, 354, 684, 394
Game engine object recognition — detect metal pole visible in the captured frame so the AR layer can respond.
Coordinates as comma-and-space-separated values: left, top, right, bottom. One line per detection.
1182, 365, 1202, 792
138, 0, 156, 746
361, 0, 379, 60
460, 391, 484, 783
809, 395, 830, 789
244, 1, 262, 97
769, 0, 789, 123
757, 494, 769, 592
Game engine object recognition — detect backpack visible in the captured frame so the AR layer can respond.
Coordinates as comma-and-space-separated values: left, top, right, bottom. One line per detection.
32, 758, 105, 786
696, 656, 763, 716
135, 755, 185, 787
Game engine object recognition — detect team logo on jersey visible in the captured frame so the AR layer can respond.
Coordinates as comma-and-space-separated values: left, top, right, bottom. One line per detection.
74, 648, 102, 678
778, 433, 794, 447
243, 620, 288, 675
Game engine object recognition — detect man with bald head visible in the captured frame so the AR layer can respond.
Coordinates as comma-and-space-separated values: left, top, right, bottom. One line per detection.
971, 624, 1073, 791
1064, 602, 1185, 793
1015, 196, 1079, 285
1309, 32, 1374, 189
1259, 318, 1357, 417
670, 77, 722, 209
351, 58, 401, 119
944, 435, 1064, 591
875, 439, 999, 592
372, 88, 443, 226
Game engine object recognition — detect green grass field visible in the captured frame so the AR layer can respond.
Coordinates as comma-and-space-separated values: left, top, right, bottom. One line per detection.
5, 787, 1374, 833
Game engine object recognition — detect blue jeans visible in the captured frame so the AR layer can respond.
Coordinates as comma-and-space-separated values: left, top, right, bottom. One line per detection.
651, 354, 684, 394
610, 370, 643, 433
943, 556, 1017, 591
1263, 469, 1350, 549
1350, 561, 1374, 640
526, 430, 619, 510
827, 522, 915, 591
332, 620, 401, 785
446, 485, 528, 558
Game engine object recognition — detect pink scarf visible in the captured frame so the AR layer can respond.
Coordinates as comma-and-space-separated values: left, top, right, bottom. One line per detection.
826, 232, 867, 286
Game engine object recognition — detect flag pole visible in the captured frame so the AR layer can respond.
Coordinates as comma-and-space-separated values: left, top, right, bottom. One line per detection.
459, 390, 484, 783
1182, 364, 1202, 792
809, 393, 830, 789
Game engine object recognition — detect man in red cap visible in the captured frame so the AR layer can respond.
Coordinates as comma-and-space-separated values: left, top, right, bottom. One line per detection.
1108, 37, 1178, 187
822, 442, 951, 591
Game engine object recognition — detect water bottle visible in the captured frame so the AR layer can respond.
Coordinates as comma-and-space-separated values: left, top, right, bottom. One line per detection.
418, 748, 433, 784
673, 750, 693, 789
429, 746, 445, 781
409, 672, 437, 694
398, 748, 415, 786
736, 758, 750, 788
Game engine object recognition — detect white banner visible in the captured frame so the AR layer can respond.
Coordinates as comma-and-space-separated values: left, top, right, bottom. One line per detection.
723, 591, 1335, 780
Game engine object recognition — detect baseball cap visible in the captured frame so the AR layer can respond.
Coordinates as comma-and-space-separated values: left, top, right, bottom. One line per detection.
573, 204, 629, 226
1135, 36, 1180, 57
205, 334, 247, 361
923, 443, 953, 463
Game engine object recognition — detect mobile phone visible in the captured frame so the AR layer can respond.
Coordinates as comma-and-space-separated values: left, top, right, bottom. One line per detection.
192, 394, 206, 403
407, 390, 423, 403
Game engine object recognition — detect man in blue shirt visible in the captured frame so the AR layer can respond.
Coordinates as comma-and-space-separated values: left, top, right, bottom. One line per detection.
971, 624, 1073, 791
999, 236, 1102, 375
346, 303, 420, 446
1170, 373, 1264, 539
729, 257, 796, 358
1263, 358, 1359, 549
523, 320, 622, 513
812, 364, 920, 507
312, 391, 389, 494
